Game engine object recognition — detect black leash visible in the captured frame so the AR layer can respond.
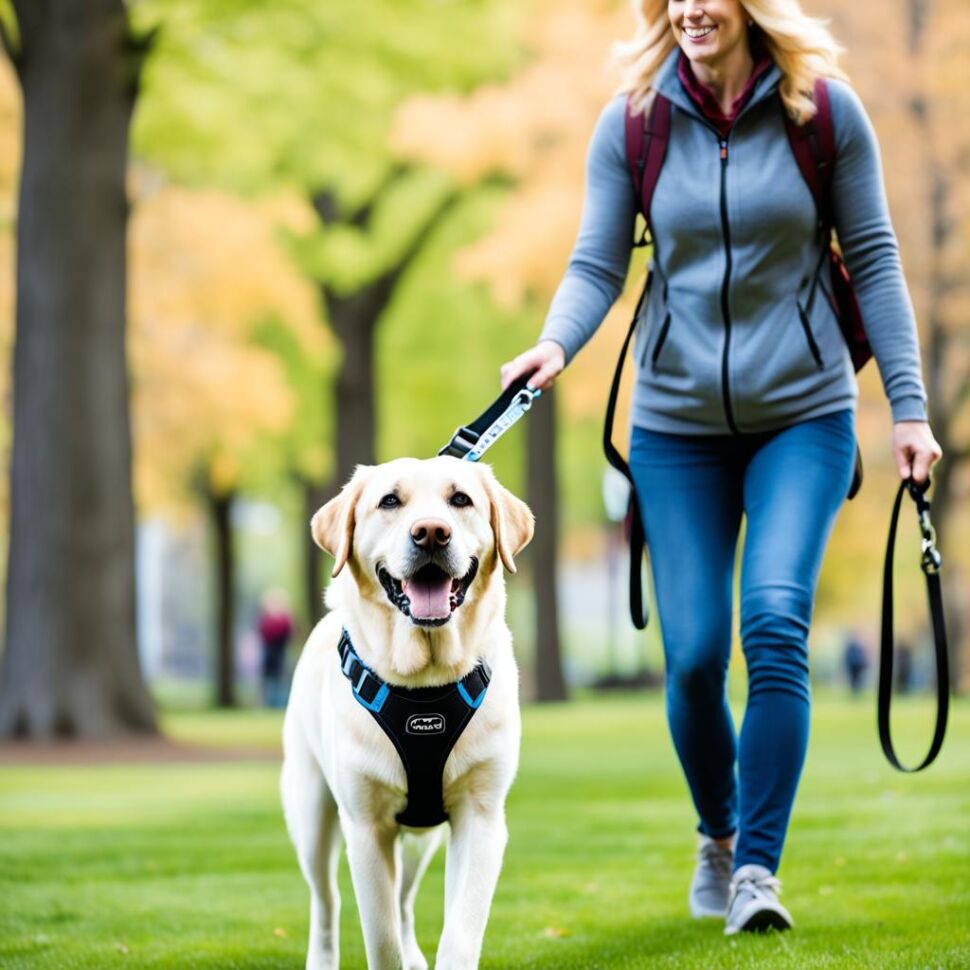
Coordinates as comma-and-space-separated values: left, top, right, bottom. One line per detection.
602, 274, 652, 630
878, 475, 949, 772
439, 371, 541, 461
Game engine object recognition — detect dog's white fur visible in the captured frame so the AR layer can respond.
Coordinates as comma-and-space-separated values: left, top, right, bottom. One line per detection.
281, 456, 534, 970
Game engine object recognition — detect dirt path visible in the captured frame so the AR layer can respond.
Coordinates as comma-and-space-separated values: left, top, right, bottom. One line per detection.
0, 735, 280, 765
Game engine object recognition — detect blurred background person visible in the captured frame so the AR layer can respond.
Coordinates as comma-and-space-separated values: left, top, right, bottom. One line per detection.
842, 630, 870, 695
257, 589, 294, 709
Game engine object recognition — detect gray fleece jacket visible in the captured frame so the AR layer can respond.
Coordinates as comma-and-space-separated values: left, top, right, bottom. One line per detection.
539, 47, 928, 435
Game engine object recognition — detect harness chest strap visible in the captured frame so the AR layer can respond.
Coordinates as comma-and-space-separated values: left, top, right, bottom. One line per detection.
337, 629, 491, 827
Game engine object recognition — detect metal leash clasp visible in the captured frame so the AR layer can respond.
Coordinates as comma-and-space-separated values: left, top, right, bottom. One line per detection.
465, 387, 541, 462
908, 477, 942, 576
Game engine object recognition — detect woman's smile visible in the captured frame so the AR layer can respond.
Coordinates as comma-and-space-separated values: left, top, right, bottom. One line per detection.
683, 25, 716, 42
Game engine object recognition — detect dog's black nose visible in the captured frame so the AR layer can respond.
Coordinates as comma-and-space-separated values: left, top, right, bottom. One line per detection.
410, 518, 451, 550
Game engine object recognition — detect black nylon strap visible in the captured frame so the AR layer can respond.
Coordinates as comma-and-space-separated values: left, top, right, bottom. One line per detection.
337, 630, 491, 825
602, 274, 652, 630
878, 478, 949, 772
438, 370, 539, 460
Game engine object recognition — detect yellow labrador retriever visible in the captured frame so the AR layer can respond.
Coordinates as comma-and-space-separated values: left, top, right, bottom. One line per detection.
281, 456, 533, 970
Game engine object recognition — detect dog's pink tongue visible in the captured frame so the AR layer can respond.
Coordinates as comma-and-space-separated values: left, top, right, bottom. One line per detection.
402, 573, 452, 620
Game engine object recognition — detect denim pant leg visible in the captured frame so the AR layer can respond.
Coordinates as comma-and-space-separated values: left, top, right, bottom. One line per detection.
629, 426, 744, 840
735, 409, 856, 872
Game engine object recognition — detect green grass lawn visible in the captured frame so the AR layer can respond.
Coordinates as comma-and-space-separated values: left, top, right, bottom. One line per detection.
1, 691, 968, 969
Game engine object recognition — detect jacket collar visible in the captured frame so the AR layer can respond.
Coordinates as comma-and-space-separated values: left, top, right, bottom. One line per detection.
653, 42, 782, 127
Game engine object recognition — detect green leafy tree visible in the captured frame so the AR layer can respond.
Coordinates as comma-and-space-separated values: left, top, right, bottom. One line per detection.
132, 0, 529, 623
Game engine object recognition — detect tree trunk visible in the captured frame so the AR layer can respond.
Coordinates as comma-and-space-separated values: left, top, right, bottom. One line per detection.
527, 387, 567, 702
314, 182, 458, 491
207, 487, 236, 708
328, 297, 379, 487
0, 0, 156, 738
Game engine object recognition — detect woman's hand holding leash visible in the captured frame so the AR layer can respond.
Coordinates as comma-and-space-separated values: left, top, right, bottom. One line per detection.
893, 420, 943, 484
500, 340, 565, 392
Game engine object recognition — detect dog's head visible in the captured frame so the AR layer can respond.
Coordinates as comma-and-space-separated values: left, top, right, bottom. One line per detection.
311, 457, 533, 677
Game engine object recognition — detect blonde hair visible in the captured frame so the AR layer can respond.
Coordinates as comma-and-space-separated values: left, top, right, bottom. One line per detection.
613, 0, 847, 123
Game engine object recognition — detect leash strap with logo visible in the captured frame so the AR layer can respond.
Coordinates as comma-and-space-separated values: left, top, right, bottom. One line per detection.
337, 628, 491, 826
438, 371, 541, 462
878, 476, 949, 772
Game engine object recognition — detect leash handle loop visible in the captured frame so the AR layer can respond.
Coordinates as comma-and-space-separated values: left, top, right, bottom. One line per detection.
878, 475, 949, 772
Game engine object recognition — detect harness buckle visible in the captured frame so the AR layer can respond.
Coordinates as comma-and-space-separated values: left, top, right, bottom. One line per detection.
356, 668, 378, 703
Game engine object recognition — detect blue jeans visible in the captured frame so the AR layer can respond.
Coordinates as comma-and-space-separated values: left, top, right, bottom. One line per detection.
629, 409, 856, 873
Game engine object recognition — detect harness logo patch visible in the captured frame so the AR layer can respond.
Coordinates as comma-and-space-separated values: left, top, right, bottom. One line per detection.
406, 714, 446, 735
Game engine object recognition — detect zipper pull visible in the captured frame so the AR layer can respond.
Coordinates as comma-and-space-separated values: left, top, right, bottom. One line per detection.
719, 139, 728, 162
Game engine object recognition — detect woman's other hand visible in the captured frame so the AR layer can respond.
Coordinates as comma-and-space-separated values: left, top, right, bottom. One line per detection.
893, 420, 943, 485
500, 340, 565, 392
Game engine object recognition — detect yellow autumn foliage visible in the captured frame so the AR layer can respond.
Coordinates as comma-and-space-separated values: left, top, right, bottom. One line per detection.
128, 177, 325, 511
0, 48, 327, 519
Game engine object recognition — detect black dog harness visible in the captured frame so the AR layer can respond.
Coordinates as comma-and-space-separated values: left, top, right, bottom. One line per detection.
337, 628, 491, 827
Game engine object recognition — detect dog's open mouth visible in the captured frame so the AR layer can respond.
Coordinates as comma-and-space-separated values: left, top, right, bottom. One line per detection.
377, 558, 479, 627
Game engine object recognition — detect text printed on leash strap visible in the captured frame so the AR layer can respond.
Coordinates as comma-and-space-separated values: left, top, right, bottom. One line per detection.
466, 390, 541, 462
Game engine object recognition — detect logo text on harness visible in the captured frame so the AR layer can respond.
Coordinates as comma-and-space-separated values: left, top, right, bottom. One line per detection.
406, 714, 446, 735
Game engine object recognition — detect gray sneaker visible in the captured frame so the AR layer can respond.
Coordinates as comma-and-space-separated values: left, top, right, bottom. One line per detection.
689, 834, 734, 918
724, 864, 794, 935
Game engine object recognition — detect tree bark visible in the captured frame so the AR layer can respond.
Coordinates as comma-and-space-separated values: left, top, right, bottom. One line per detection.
326, 291, 380, 486
0, 0, 156, 738
527, 387, 567, 702
207, 487, 236, 708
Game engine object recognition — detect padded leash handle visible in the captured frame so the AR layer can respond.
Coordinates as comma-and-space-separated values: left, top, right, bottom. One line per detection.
878, 475, 949, 772
438, 371, 541, 462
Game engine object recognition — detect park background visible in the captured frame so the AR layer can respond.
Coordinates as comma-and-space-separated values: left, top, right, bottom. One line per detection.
0, 0, 967, 968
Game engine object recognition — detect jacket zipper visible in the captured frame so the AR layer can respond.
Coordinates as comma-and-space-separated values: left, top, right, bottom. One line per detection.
718, 139, 739, 434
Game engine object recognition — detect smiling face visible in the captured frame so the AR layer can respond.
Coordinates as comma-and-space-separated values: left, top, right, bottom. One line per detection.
363, 463, 488, 627
668, 0, 751, 71
312, 457, 533, 630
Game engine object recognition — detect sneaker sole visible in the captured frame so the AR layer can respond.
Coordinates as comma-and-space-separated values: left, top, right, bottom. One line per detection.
725, 907, 793, 936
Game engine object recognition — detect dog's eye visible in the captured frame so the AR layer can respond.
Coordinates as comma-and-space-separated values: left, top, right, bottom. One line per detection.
378, 493, 401, 510
450, 492, 473, 508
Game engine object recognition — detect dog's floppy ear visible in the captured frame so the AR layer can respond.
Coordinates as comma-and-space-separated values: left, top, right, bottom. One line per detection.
311, 466, 372, 577
481, 466, 534, 574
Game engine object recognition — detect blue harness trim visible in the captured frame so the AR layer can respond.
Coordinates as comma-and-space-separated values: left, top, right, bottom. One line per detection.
337, 629, 491, 826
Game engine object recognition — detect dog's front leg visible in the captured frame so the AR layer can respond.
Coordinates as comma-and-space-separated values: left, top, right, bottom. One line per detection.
435, 806, 508, 970
344, 821, 406, 969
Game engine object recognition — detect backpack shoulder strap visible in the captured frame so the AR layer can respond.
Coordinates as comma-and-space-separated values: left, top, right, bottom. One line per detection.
782, 77, 836, 229
624, 93, 672, 237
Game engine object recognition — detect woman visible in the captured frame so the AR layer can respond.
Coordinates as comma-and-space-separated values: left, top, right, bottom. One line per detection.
500, 0, 942, 935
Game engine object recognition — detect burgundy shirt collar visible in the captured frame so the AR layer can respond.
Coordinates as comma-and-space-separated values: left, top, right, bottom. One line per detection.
677, 39, 773, 139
